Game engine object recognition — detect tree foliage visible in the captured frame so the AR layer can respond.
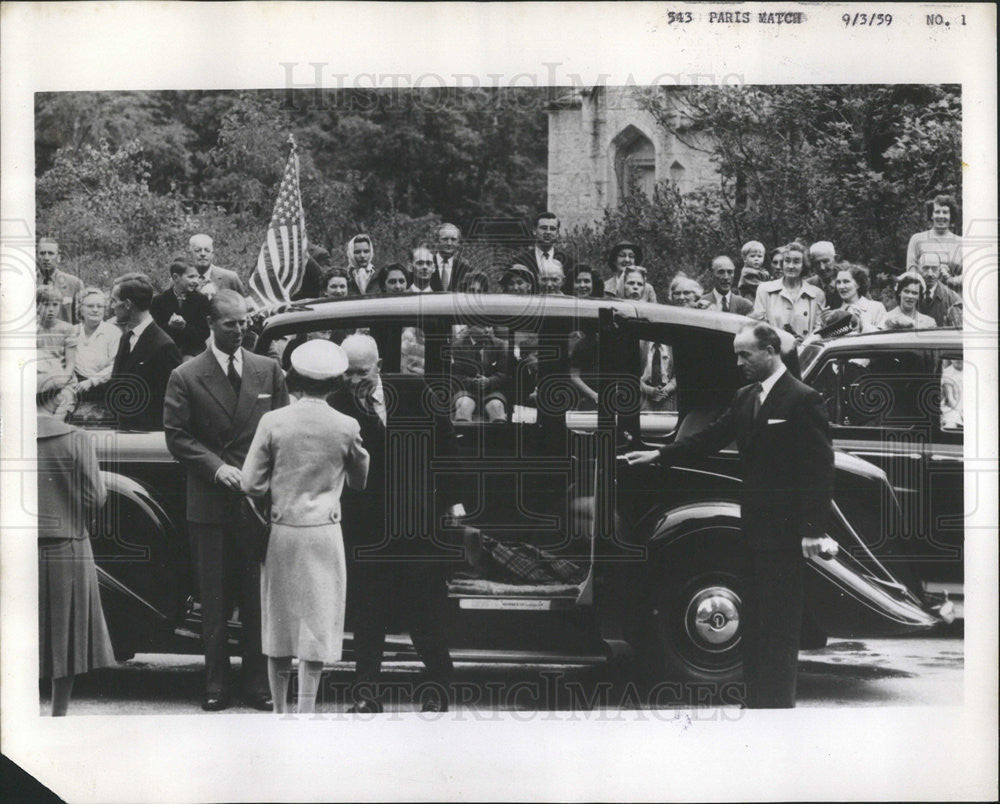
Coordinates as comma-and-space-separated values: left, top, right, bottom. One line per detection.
35, 86, 959, 292
631, 84, 961, 282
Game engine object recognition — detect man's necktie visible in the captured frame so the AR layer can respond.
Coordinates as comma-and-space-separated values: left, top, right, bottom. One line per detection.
721, 294, 730, 312
752, 382, 763, 419
115, 329, 133, 368
440, 259, 450, 290
650, 344, 663, 386
227, 354, 241, 395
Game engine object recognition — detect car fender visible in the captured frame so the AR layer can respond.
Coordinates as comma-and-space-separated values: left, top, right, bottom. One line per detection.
93, 471, 188, 639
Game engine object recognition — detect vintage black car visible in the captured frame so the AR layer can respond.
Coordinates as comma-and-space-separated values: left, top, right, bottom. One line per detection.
85, 294, 945, 683
799, 328, 964, 618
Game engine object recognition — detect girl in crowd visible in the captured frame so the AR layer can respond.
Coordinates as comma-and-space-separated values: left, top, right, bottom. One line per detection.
570, 264, 604, 298
605, 241, 657, 302
906, 194, 962, 279
621, 266, 650, 301
325, 269, 350, 298
750, 241, 826, 339
376, 263, 412, 295
38, 413, 116, 715
241, 340, 370, 714
345, 234, 378, 296
36, 286, 77, 418
832, 263, 886, 332
881, 273, 938, 330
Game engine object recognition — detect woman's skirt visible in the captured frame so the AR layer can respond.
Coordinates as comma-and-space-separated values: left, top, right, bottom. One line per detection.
261, 523, 347, 663
38, 536, 116, 679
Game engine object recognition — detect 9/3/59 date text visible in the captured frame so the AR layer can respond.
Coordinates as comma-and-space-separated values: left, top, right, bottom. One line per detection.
842, 13, 893, 27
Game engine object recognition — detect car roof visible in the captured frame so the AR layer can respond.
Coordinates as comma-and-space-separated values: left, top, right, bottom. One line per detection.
259, 293, 757, 337
809, 328, 963, 351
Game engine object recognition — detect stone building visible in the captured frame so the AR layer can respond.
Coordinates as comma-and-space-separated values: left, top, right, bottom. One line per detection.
546, 86, 717, 231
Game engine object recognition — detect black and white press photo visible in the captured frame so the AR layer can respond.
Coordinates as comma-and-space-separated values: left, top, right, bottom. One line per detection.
1, 3, 996, 802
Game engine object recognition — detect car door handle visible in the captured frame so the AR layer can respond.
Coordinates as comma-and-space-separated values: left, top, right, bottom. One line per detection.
930, 453, 961, 462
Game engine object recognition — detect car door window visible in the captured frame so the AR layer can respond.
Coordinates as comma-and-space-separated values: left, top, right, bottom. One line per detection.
938, 354, 963, 432
815, 350, 938, 430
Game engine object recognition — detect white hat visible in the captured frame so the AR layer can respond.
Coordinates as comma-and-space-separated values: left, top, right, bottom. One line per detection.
290, 339, 348, 380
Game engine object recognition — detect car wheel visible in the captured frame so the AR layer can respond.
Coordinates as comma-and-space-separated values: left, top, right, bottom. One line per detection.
652, 549, 745, 683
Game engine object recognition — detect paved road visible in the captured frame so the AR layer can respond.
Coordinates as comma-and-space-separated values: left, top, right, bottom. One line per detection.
43, 636, 962, 716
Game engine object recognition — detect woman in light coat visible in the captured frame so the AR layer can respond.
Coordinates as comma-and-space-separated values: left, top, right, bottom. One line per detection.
241, 340, 369, 714
751, 241, 826, 339
37, 413, 116, 714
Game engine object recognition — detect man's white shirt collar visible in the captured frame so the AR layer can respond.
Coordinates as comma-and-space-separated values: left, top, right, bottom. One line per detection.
128, 314, 153, 340
713, 289, 730, 306
758, 362, 786, 403
210, 340, 242, 376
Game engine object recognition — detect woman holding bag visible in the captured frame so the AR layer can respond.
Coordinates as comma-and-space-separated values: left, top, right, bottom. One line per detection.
241, 340, 369, 714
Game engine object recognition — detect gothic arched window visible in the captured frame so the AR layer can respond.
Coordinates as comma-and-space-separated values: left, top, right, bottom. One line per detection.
612, 126, 656, 202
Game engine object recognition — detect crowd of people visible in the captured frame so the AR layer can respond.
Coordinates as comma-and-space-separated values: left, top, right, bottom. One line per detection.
35, 195, 963, 427
34, 194, 963, 714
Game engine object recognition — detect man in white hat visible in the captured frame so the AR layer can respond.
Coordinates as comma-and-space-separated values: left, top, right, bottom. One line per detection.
164, 289, 289, 711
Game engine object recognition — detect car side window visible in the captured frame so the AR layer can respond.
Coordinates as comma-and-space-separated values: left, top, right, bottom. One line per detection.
817, 350, 939, 430
939, 354, 963, 432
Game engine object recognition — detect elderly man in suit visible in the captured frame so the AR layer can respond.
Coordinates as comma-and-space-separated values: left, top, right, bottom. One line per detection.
434, 223, 472, 291
328, 334, 461, 713
703, 256, 753, 315
164, 289, 289, 711
189, 234, 246, 300
108, 272, 181, 431
624, 323, 837, 708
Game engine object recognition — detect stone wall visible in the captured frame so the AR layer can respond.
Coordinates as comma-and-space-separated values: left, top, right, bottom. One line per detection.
547, 86, 717, 232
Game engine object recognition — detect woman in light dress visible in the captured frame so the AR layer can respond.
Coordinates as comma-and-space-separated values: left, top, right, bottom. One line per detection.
881, 273, 938, 331
241, 339, 369, 714
831, 264, 886, 333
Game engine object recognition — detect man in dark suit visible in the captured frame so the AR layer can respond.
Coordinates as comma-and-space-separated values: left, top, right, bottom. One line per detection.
703, 256, 754, 315
433, 223, 472, 291
328, 334, 460, 713
150, 256, 212, 359
511, 211, 574, 278
624, 323, 837, 708
163, 289, 289, 711
108, 272, 182, 431
917, 252, 962, 327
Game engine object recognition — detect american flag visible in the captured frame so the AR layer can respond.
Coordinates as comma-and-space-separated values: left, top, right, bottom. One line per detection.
249, 138, 308, 305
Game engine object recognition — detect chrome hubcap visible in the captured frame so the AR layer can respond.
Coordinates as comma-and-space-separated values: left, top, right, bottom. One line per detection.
685, 586, 741, 651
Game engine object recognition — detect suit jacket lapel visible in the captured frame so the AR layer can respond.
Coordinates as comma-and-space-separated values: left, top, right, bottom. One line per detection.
122, 324, 157, 371
233, 350, 263, 429
748, 371, 792, 444
198, 350, 238, 416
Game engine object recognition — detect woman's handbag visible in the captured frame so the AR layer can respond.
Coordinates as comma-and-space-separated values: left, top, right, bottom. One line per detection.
239, 495, 271, 564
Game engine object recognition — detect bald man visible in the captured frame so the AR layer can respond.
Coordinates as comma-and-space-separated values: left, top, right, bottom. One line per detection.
328, 334, 460, 713
433, 223, 472, 291
806, 241, 839, 307
188, 234, 246, 300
